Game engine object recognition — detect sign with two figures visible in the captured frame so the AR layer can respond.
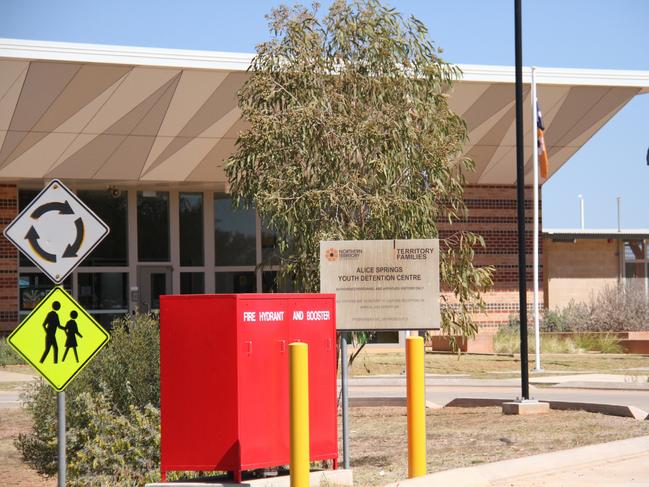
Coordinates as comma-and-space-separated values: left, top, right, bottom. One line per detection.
4, 179, 111, 391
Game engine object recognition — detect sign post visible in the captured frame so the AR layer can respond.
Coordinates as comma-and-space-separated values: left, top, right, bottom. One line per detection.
320, 239, 440, 470
3, 179, 110, 486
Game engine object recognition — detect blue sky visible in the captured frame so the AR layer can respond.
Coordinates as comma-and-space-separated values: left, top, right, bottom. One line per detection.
2, 0, 648, 228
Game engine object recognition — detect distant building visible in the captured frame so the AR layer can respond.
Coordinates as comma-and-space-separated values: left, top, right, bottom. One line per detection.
543, 229, 649, 309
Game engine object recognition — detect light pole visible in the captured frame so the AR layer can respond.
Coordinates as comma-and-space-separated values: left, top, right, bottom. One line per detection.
578, 194, 585, 230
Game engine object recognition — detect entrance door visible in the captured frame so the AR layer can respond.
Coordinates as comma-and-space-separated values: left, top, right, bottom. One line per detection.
137, 266, 172, 313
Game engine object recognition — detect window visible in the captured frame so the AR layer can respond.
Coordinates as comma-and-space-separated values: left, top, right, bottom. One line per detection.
137, 191, 170, 262
180, 272, 205, 294
179, 193, 204, 266
77, 273, 128, 310
215, 272, 256, 293
214, 194, 255, 266
78, 190, 128, 266
19, 273, 72, 312
623, 240, 648, 293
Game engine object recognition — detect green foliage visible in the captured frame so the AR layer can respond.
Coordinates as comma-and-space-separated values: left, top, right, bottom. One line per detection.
67, 392, 160, 487
0, 336, 21, 365
16, 313, 161, 482
226, 0, 493, 340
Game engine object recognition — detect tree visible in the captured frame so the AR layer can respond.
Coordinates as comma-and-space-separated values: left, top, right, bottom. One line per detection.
226, 0, 493, 341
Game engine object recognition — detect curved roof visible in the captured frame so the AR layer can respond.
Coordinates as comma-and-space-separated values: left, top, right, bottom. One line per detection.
0, 38, 647, 187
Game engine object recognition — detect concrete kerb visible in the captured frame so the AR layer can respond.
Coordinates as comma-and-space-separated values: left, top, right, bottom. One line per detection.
384, 435, 649, 487
145, 468, 353, 487
352, 395, 649, 420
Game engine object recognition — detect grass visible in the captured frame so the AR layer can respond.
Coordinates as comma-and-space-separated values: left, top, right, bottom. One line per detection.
347, 350, 649, 378
344, 406, 649, 486
493, 330, 624, 354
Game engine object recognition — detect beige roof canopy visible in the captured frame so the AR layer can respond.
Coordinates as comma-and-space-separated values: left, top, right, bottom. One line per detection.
0, 38, 647, 186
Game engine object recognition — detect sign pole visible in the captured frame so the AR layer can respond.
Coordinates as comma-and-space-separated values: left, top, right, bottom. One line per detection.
514, 0, 530, 400
340, 335, 350, 469
57, 391, 66, 487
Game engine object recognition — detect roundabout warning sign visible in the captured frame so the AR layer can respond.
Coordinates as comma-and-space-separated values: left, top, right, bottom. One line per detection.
3, 179, 109, 283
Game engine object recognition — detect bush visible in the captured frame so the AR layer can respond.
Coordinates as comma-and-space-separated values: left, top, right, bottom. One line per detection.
493, 329, 622, 354
16, 313, 161, 483
0, 336, 21, 366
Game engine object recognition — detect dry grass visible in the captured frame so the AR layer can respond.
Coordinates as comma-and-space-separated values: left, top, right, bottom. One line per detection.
344, 406, 649, 486
347, 351, 649, 378
0, 408, 55, 487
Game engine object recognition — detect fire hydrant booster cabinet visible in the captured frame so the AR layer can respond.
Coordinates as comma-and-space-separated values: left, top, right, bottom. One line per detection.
160, 294, 337, 481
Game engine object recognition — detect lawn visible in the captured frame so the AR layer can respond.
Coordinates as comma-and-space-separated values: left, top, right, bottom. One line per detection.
347, 350, 649, 378
345, 406, 649, 486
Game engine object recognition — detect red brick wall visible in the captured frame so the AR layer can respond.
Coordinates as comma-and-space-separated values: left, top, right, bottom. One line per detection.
439, 185, 542, 330
0, 184, 18, 333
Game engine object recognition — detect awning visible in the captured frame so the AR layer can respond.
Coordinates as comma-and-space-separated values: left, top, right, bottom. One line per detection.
0, 38, 647, 187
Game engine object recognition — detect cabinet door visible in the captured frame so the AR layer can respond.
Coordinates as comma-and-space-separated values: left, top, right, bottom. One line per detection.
288, 297, 337, 460
237, 298, 290, 468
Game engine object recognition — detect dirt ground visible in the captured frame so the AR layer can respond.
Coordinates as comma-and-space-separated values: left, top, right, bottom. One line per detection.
0, 408, 55, 487
348, 351, 649, 378
343, 406, 649, 486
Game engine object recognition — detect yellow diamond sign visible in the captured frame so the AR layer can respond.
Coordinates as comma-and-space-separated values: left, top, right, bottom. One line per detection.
7, 286, 110, 391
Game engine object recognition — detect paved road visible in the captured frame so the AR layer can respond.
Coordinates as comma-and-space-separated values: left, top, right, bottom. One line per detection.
348, 380, 649, 411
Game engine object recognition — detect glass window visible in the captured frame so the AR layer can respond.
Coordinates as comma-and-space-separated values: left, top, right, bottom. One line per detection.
19, 273, 72, 311
180, 272, 205, 294
77, 190, 128, 266
18, 189, 40, 267
179, 193, 204, 266
261, 221, 280, 266
137, 191, 169, 262
215, 272, 256, 293
262, 271, 294, 293
624, 241, 645, 261
214, 194, 256, 266
77, 273, 128, 310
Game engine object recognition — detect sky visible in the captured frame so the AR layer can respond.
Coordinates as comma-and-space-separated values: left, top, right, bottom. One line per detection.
2, 0, 648, 229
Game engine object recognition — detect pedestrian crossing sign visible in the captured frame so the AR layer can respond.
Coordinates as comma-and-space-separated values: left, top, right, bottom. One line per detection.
7, 286, 110, 391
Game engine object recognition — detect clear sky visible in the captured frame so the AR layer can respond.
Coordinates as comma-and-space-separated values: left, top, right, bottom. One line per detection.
2, 0, 648, 229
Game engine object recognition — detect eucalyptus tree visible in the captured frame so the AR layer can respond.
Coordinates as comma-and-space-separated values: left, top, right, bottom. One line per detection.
226, 0, 493, 340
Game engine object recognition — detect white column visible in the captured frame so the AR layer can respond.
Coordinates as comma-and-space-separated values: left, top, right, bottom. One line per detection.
532, 67, 542, 372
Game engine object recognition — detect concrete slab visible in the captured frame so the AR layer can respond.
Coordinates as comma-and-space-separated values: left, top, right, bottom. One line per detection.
145, 469, 352, 487
502, 401, 550, 415
384, 436, 649, 487
530, 373, 649, 384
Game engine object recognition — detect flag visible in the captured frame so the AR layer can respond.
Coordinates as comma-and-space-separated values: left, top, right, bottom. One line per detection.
537, 102, 549, 178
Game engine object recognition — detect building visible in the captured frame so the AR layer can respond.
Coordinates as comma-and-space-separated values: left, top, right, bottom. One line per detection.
0, 38, 648, 337
544, 229, 649, 309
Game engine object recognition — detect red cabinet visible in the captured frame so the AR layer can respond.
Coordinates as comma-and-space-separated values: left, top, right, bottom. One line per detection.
160, 294, 337, 481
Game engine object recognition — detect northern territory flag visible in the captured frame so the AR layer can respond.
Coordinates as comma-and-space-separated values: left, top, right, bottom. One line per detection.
537, 102, 549, 178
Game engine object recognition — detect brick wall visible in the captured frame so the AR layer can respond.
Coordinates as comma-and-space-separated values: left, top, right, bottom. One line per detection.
0, 184, 18, 332
439, 185, 542, 330
544, 238, 618, 309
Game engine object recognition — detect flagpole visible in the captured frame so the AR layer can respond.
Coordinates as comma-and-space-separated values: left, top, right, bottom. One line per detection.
531, 66, 542, 372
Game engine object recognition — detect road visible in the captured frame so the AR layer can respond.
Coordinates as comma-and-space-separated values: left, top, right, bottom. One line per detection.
348, 378, 649, 412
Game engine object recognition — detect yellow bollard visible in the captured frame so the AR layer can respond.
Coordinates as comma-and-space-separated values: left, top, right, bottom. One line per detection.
406, 335, 426, 478
289, 342, 310, 487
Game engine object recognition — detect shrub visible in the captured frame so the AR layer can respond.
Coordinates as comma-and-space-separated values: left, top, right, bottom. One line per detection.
16, 313, 161, 481
0, 336, 21, 366
492, 329, 622, 354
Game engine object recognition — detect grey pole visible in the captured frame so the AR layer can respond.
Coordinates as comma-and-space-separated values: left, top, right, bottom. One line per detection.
57, 391, 66, 487
340, 335, 350, 469
617, 197, 621, 232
